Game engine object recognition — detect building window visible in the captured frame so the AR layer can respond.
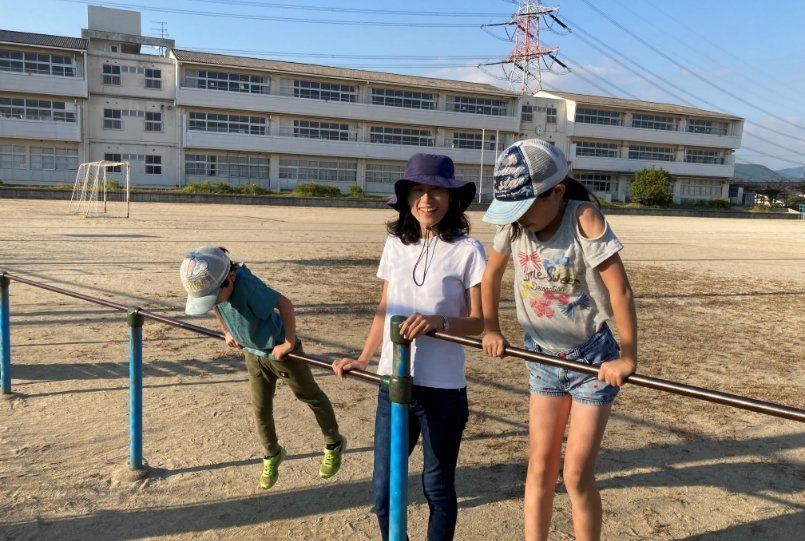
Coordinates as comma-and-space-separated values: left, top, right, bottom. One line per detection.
679, 179, 722, 197
687, 119, 728, 136
576, 108, 621, 126
446, 95, 507, 116
279, 158, 357, 183
30, 147, 78, 171
103, 109, 122, 129
278, 119, 351, 141
145, 155, 162, 175
145, 68, 162, 89
104, 153, 122, 172
291, 80, 357, 103
188, 112, 266, 135
0, 145, 26, 169
450, 131, 496, 150
575, 174, 612, 193
0, 98, 76, 122
185, 154, 269, 179
628, 145, 675, 161
576, 141, 620, 158
184, 70, 269, 94
365, 163, 406, 184
369, 126, 433, 146
0, 50, 76, 77
371, 88, 435, 110
521, 105, 533, 122
103, 64, 121, 85
145, 111, 162, 132
685, 149, 725, 164
632, 113, 677, 131
546, 106, 557, 124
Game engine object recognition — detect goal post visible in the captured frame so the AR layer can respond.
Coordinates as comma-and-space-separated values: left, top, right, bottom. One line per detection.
69, 161, 131, 218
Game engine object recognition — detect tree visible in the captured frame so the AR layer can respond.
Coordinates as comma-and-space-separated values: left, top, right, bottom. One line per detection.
630, 167, 673, 206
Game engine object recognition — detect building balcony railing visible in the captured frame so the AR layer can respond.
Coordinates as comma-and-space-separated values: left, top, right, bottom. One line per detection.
569, 122, 741, 149
0, 70, 88, 98
0, 117, 81, 142
571, 154, 734, 178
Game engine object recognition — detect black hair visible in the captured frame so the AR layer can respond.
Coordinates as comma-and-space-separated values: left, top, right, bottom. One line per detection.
386, 190, 470, 245
509, 177, 600, 240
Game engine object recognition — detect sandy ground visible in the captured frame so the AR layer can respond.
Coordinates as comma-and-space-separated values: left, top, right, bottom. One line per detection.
0, 199, 803, 541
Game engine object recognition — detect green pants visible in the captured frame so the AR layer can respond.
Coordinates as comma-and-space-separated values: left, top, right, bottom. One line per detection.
244, 346, 340, 456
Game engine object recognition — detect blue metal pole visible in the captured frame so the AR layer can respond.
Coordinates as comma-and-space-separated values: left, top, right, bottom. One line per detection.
1, 273, 11, 394
388, 315, 412, 541
127, 307, 144, 470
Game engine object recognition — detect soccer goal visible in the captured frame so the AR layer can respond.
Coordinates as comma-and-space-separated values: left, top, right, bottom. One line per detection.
69, 161, 131, 218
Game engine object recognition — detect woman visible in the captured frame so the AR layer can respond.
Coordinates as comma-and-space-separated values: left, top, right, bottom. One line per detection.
333, 153, 486, 541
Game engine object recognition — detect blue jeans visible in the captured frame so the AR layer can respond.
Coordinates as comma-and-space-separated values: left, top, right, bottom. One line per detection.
373, 385, 469, 541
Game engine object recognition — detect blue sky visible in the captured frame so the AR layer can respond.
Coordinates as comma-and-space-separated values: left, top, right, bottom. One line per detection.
3, 0, 805, 172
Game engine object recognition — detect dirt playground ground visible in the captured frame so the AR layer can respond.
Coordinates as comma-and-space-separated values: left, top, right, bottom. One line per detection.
1, 199, 803, 541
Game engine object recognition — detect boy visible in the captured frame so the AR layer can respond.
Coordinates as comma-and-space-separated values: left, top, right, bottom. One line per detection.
180, 245, 346, 490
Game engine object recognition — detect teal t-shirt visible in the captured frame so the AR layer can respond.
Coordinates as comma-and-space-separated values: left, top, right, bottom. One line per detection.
215, 264, 284, 358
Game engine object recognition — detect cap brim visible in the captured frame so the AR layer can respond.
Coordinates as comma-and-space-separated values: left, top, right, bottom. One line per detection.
482, 197, 535, 225
185, 290, 220, 315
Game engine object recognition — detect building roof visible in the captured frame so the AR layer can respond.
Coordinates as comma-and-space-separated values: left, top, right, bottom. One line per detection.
537, 90, 742, 121
173, 49, 518, 97
0, 29, 87, 51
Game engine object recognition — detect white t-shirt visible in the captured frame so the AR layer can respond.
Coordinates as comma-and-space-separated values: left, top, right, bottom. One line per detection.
376, 234, 487, 388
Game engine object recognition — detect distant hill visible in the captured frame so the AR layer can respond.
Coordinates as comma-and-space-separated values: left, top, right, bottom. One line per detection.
776, 166, 805, 180
733, 163, 786, 182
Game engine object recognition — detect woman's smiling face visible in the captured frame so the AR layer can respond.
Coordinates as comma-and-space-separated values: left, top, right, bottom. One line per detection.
408, 183, 450, 234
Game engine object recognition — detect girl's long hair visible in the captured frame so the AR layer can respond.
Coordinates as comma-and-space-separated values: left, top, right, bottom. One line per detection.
386, 191, 470, 244
509, 177, 599, 240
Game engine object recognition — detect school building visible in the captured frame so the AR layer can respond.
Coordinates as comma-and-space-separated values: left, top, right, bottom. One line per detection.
0, 6, 744, 204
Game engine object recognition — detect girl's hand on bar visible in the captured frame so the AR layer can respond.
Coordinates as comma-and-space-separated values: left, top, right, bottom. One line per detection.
332, 357, 369, 381
399, 312, 438, 340
598, 357, 636, 387
482, 330, 508, 358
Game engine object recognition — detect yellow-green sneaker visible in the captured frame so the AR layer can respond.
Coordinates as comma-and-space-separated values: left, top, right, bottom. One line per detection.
260, 447, 286, 490
319, 436, 346, 479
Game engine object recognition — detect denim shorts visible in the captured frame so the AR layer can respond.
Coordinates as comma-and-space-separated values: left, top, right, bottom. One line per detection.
525, 324, 621, 405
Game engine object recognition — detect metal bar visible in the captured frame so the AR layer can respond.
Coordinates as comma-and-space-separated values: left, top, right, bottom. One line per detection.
127, 307, 144, 470
1, 273, 11, 394
431, 331, 805, 423
388, 315, 411, 541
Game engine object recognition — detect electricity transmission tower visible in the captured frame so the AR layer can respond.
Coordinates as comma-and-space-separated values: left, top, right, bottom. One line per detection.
482, 0, 570, 95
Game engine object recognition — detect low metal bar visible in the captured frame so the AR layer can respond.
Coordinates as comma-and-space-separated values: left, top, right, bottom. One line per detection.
431, 331, 805, 423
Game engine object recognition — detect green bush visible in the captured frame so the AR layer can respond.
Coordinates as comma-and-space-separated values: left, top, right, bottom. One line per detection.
233, 183, 269, 195
630, 168, 673, 207
347, 185, 364, 198
104, 180, 122, 191
291, 183, 342, 198
706, 198, 731, 209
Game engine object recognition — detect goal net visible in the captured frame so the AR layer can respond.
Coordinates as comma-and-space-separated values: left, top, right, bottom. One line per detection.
69, 161, 131, 218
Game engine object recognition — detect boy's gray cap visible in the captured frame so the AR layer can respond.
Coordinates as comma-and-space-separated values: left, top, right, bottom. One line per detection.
180, 246, 231, 315
483, 138, 569, 225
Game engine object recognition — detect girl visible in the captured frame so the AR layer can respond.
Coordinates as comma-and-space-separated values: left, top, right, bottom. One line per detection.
481, 139, 637, 541
333, 153, 486, 541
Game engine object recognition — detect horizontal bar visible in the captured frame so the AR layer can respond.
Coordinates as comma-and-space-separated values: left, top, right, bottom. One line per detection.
5, 273, 381, 386
432, 331, 805, 423
8, 273, 802, 422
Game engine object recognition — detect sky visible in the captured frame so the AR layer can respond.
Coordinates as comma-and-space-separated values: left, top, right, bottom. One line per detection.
2, 0, 805, 173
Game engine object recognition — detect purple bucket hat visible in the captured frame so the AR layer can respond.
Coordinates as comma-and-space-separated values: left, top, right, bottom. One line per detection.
388, 153, 476, 212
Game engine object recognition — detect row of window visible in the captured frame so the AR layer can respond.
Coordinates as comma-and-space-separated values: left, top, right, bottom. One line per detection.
0, 145, 78, 170
103, 109, 162, 131
185, 153, 269, 179
575, 108, 729, 135
0, 49, 77, 77
575, 141, 726, 164
0, 98, 77, 122
104, 153, 162, 175
188, 112, 266, 135
102, 65, 162, 88
521, 105, 557, 124
185, 70, 269, 94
